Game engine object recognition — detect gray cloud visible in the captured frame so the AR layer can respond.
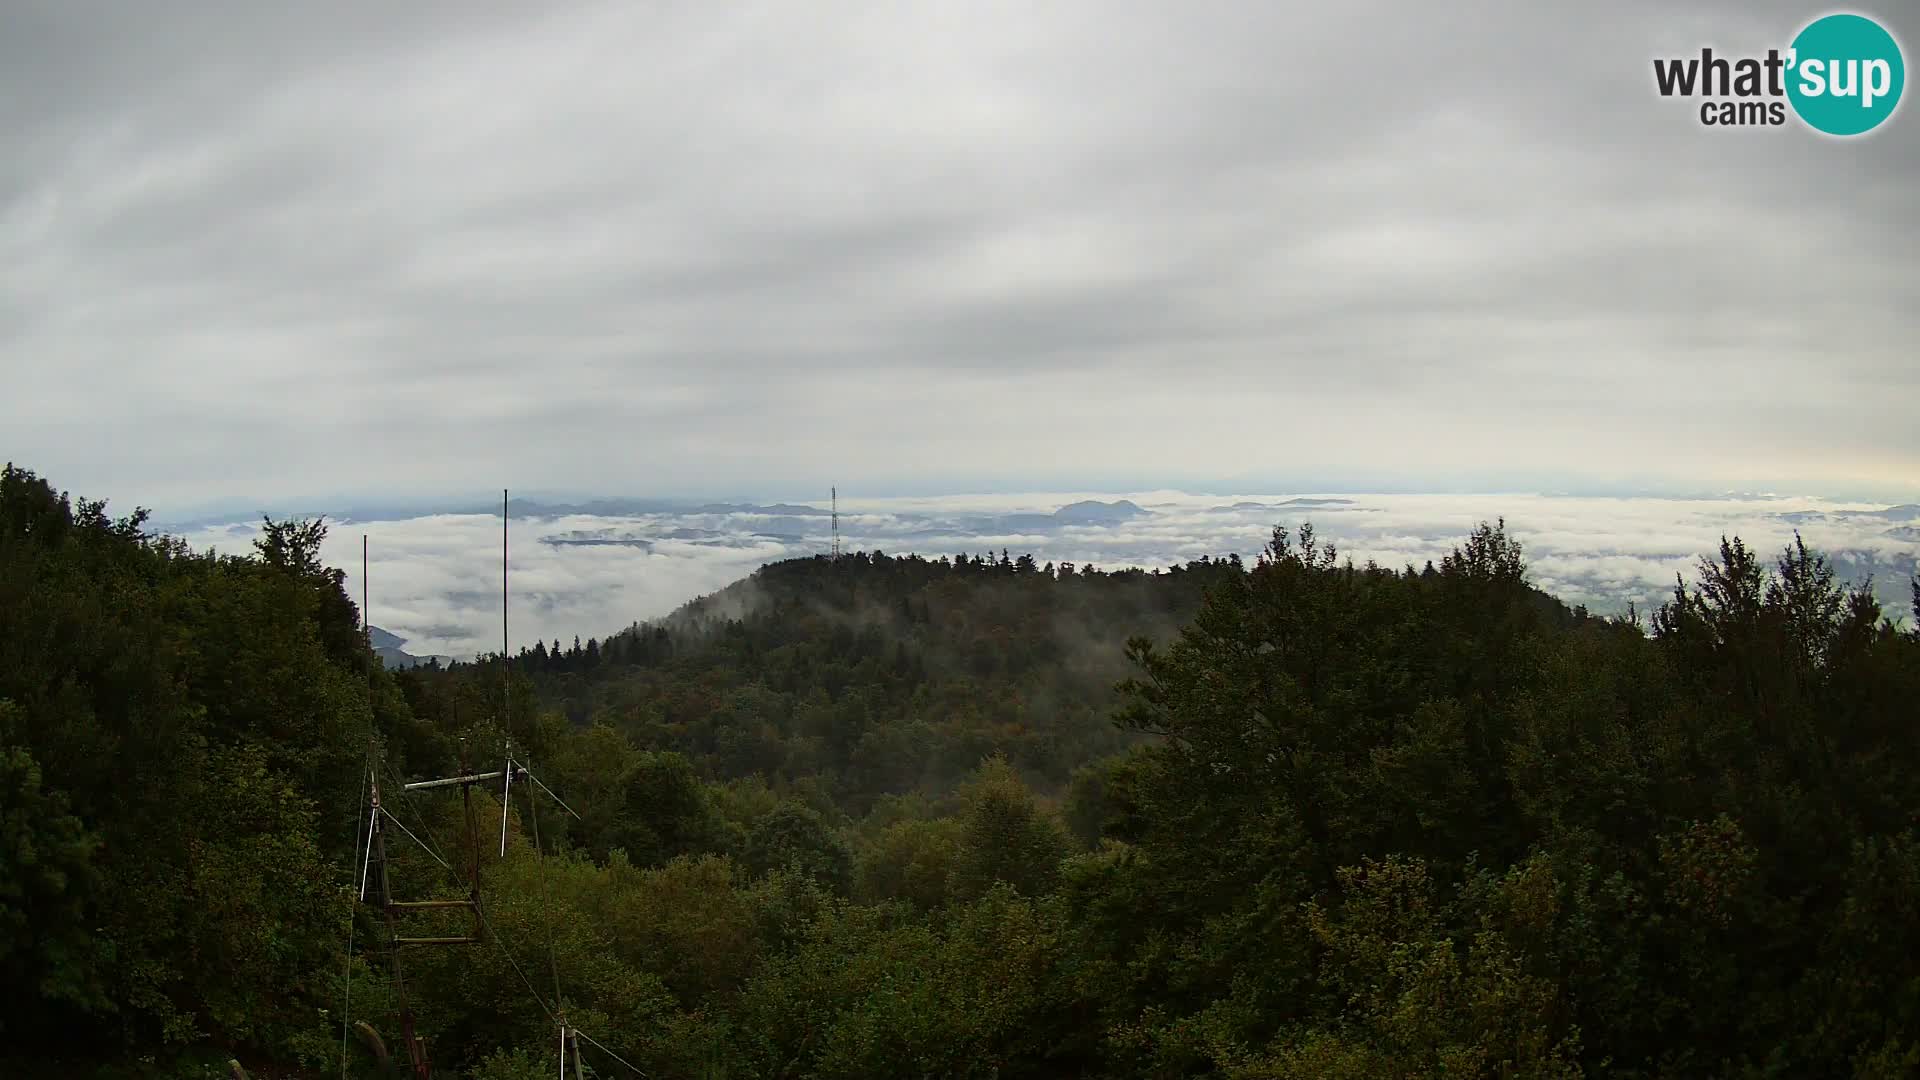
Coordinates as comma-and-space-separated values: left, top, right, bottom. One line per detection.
3, 1, 1916, 507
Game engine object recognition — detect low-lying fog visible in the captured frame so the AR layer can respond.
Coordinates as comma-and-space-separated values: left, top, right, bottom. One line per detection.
171, 492, 1919, 662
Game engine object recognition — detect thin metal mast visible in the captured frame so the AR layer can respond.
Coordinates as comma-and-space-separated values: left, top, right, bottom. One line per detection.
363, 535, 371, 683
458, 740, 485, 942
500, 487, 512, 858
832, 486, 840, 559
370, 770, 432, 1080
361, 491, 623, 1079
359, 537, 483, 1080
503, 488, 510, 715
342, 535, 374, 1080
502, 486, 513, 856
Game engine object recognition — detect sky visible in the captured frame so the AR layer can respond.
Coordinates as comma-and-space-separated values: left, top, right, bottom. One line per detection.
3, 0, 1917, 511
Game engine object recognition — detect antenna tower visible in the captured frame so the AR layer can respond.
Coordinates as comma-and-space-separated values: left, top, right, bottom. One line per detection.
502, 488, 509, 710
831, 486, 840, 559
353, 538, 485, 1080
343, 500, 614, 1080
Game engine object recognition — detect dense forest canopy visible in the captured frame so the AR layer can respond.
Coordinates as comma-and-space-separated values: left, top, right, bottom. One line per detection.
3, 461, 1918, 1079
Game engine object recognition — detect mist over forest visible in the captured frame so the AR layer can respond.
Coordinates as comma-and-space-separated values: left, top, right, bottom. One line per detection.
5, 462, 1919, 1078
168, 491, 1919, 662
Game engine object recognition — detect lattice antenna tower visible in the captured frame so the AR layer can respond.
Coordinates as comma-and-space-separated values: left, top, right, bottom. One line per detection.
831, 486, 841, 559
340, 502, 607, 1080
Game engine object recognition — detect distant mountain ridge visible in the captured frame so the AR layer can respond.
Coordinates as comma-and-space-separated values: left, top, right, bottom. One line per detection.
368, 625, 456, 668
987, 499, 1152, 531
1776, 503, 1920, 525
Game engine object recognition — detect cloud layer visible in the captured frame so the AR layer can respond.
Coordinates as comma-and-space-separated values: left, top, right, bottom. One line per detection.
176, 491, 1920, 660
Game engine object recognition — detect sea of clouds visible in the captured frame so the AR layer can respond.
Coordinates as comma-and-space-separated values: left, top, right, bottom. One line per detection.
170, 492, 1919, 662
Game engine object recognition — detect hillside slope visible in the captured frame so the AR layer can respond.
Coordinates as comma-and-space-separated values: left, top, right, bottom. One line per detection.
7, 463, 1920, 1079
415, 549, 1254, 810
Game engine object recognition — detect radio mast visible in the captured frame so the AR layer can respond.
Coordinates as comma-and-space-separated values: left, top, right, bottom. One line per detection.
831, 486, 840, 560
337, 499, 624, 1080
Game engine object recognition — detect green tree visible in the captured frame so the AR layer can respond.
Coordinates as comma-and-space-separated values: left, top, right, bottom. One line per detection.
950, 756, 1072, 901
741, 801, 854, 892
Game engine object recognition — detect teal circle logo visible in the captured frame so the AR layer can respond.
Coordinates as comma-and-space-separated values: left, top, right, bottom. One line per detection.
1787, 13, 1905, 136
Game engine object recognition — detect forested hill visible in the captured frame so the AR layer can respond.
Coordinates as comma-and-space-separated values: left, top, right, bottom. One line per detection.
6, 462, 1920, 1079
412, 546, 1585, 816
420, 549, 1255, 809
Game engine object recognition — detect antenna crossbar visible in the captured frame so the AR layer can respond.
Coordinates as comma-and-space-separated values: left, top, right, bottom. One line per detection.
402, 770, 507, 792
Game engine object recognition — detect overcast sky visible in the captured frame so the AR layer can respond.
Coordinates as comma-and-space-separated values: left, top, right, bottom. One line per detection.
4, 0, 1915, 512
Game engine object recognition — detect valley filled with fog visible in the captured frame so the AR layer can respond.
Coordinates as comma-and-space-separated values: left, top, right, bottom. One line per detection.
171, 491, 1920, 662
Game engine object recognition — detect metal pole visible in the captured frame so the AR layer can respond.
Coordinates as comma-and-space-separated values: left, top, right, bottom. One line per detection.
372, 771, 432, 1080
460, 739, 484, 942
503, 487, 510, 719
401, 770, 506, 792
358, 802, 378, 900
500, 748, 514, 856
348, 537, 372, 1080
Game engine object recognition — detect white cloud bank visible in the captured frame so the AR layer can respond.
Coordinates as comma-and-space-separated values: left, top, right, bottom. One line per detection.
176, 491, 1919, 660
